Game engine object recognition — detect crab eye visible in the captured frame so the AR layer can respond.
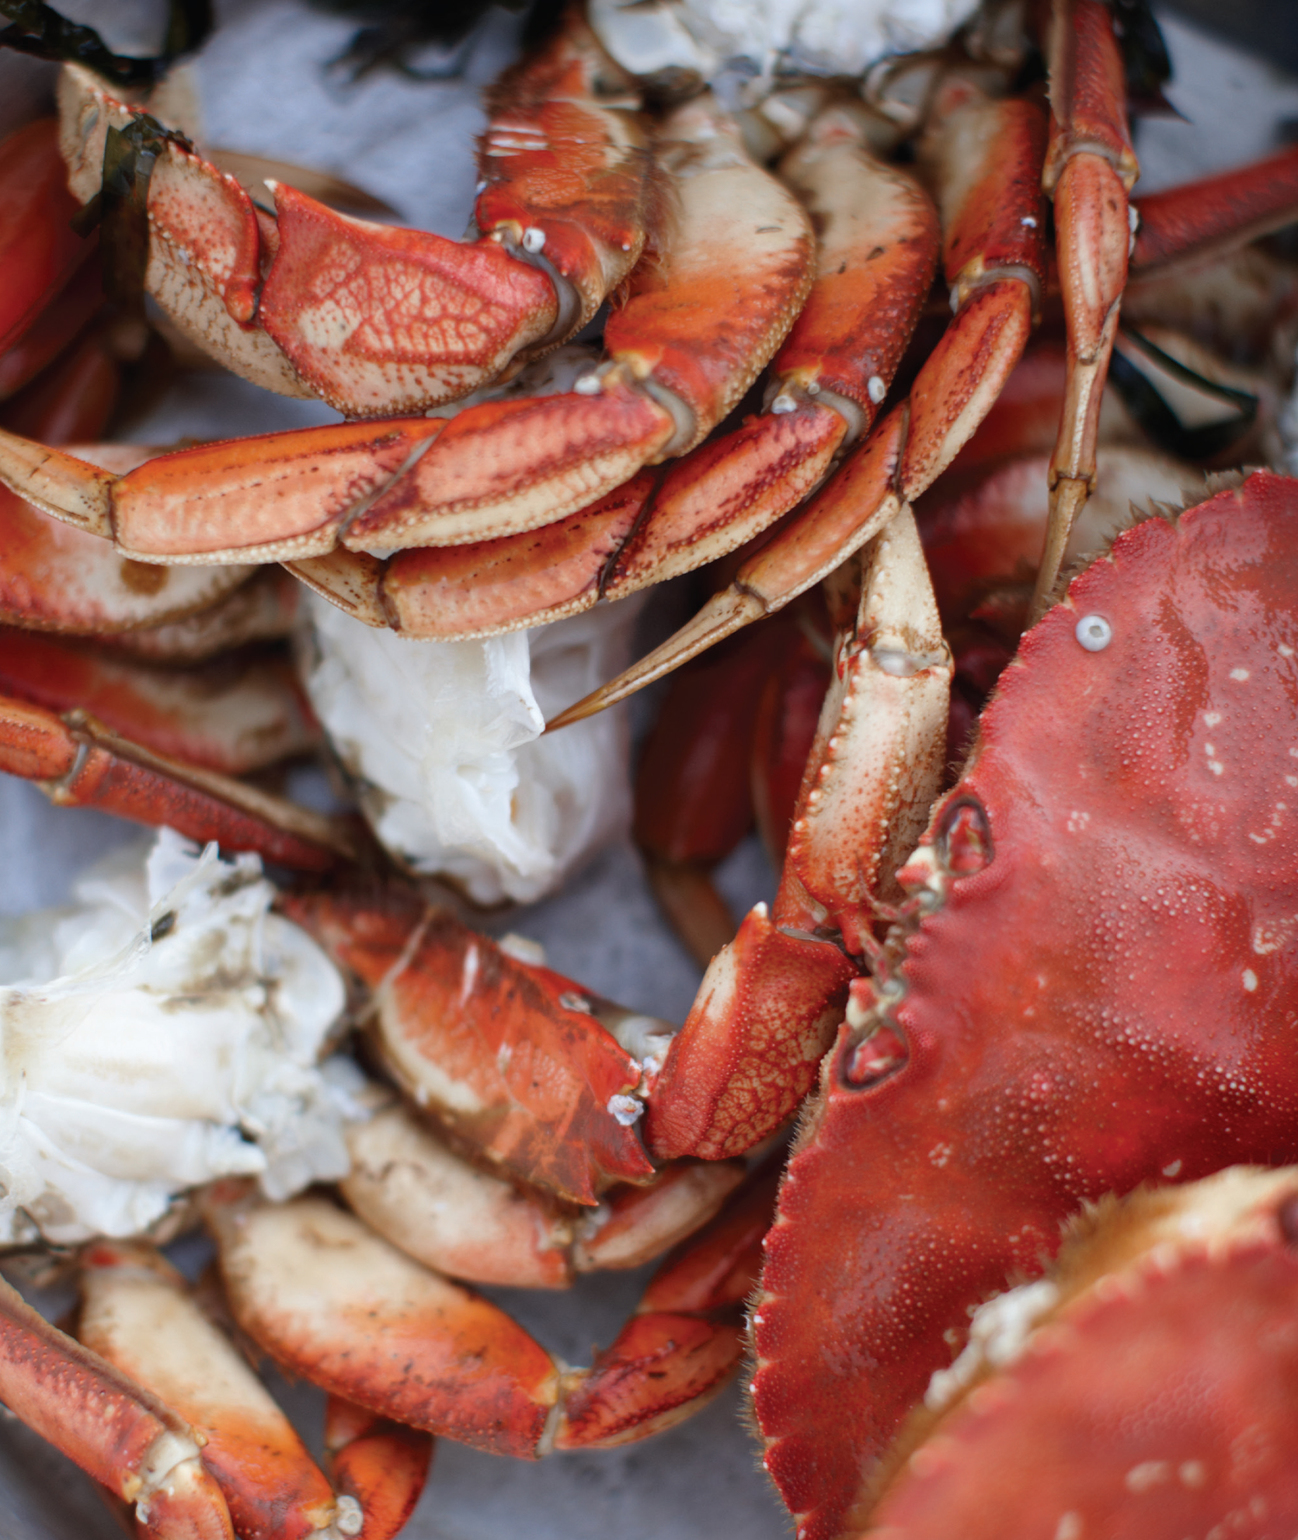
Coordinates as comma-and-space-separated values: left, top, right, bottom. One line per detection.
1075, 614, 1112, 651
937, 797, 992, 876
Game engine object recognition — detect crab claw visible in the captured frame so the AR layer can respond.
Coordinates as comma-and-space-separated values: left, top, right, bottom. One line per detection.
0, 1272, 235, 1539
322, 1397, 433, 1540
78, 1239, 360, 1540
282, 889, 657, 1204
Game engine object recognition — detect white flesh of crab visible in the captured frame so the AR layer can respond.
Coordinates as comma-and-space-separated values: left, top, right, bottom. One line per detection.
0, 829, 353, 1245
301, 594, 643, 906
589, 0, 982, 93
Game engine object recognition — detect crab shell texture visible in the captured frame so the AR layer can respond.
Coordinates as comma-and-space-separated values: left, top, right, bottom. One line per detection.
753, 470, 1298, 1540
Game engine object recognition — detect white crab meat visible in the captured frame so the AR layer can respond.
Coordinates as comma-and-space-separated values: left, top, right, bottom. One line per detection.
0, 830, 352, 1246
589, 0, 981, 90
300, 596, 642, 906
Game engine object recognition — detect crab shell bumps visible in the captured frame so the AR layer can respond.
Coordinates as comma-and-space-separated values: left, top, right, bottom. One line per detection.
0, 828, 352, 1245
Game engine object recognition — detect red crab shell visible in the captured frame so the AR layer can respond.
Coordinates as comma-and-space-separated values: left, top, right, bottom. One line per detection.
751, 470, 1298, 1540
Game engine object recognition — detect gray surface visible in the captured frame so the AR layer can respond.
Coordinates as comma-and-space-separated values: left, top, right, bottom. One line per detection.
0, 2, 1294, 1536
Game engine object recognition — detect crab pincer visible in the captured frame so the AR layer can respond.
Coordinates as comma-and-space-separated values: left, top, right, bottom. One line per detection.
751, 471, 1298, 1540
0, 1272, 235, 1539
77, 1239, 404, 1540
55, 11, 651, 417
198, 1161, 775, 1463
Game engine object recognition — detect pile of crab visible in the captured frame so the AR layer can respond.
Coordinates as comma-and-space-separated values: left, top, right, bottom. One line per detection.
1, 0, 1298, 1535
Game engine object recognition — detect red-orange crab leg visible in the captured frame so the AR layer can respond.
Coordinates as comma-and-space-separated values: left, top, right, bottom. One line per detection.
550, 76, 1048, 726
78, 1239, 361, 1540
281, 888, 656, 1205
331, 103, 938, 640
633, 617, 807, 967
0, 417, 448, 564
58, 9, 650, 416
332, 91, 814, 553
555, 1160, 779, 1450
0, 626, 317, 774
863, 1168, 1298, 1537
0, 468, 257, 636
0, 117, 93, 356
0, 692, 352, 869
0, 93, 810, 564
751, 472, 1298, 1540
1130, 142, 1298, 277
1031, 0, 1139, 619
643, 507, 949, 1165
322, 1398, 433, 1540
0, 1271, 234, 1539
0, 259, 105, 406
204, 1176, 764, 1460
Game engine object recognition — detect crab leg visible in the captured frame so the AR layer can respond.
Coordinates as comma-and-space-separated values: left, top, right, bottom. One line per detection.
643, 507, 948, 1164
340, 1094, 744, 1286
751, 471, 1298, 1540
0, 1271, 234, 1539
0, 258, 105, 406
205, 1167, 772, 1461
0, 117, 93, 356
1031, 0, 1139, 618
633, 616, 809, 966
324, 91, 814, 552
0, 626, 317, 774
334, 104, 938, 639
0, 91, 810, 565
0, 691, 352, 869
57, 10, 650, 416
550, 79, 1048, 726
1130, 142, 1298, 276
555, 1160, 778, 1450
0, 467, 257, 635
77, 1239, 362, 1540
322, 1397, 433, 1540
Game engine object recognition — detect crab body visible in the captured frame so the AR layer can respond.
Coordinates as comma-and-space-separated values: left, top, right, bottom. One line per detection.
752, 470, 1298, 1539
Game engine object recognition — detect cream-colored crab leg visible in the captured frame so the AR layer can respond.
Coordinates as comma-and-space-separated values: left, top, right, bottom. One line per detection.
643, 508, 949, 1163
0, 1272, 235, 1539
78, 1239, 359, 1540
1030, 0, 1139, 619
551, 77, 1048, 727
340, 1093, 746, 1284
57, 11, 651, 416
203, 1183, 563, 1459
